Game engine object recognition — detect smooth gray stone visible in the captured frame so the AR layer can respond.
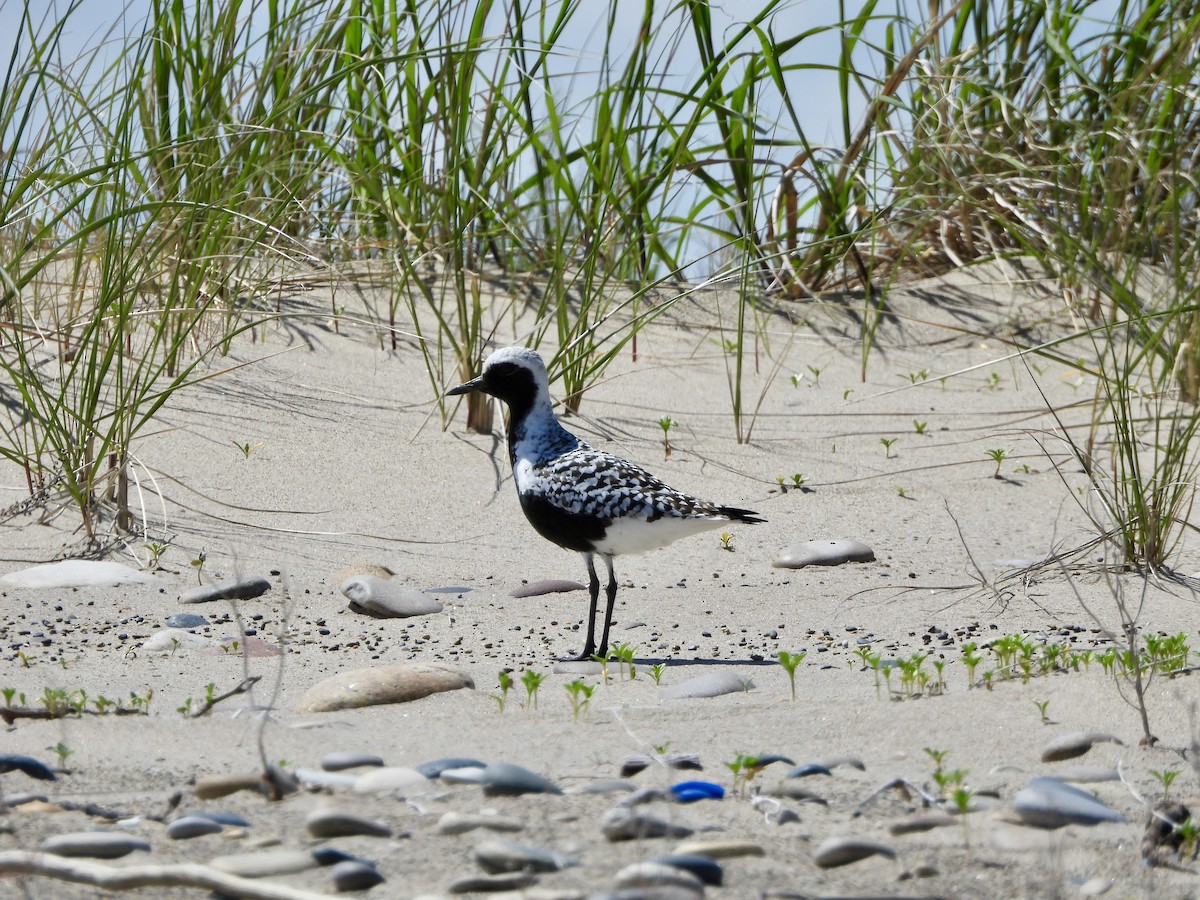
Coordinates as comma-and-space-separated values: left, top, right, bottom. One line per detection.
436, 812, 524, 835
180, 576, 271, 603
812, 836, 896, 868
306, 807, 392, 838
42, 832, 151, 859
341, 575, 442, 618
166, 815, 223, 839
511, 579, 586, 598
474, 839, 572, 874
439, 766, 487, 785
773, 539, 875, 569
889, 812, 957, 835
480, 762, 562, 796
179, 811, 249, 827
296, 769, 358, 789
448, 872, 537, 893
671, 839, 763, 859
330, 860, 385, 892
166, 613, 208, 629
321, 751, 385, 771
297, 664, 473, 713
0, 754, 55, 781
1013, 776, 1127, 828
652, 853, 723, 886
415, 757, 486, 779
600, 808, 694, 842
1041, 731, 1124, 762
659, 671, 752, 699
211, 849, 319, 877
0, 560, 151, 588
352, 766, 429, 795
615, 861, 704, 895
621, 753, 702, 776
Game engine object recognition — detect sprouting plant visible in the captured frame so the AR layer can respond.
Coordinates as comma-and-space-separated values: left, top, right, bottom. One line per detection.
592, 651, 612, 685
960, 642, 982, 688
719, 532, 734, 551
1150, 769, 1180, 799
842, 389, 853, 400
493, 670, 513, 713
51, 742, 73, 768
92, 696, 113, 715
1033, 698, 1051, 724
931, 660, 946, 695
924, 747, 949, 779
903, 369, 930, 384
177, 697, 193, 716
190, 550, 207, 584
612, 643, 637, 680
169, 636, 180, 657
564, 679, 596, 722
233, 440, 263, 458
649, 663, 666, 686
521, 669, 547, 709
790, 473, 806, 488
806, 364, 823, 385
143, 540, 169, 568
1, 687, 15, 707
895, 485, 911, 498
777, 651, 806, 701
657, 416, 677, 457
725, 753, 764, 797
913, 419, 928, 434
986, 372, 1002, 390
880, 437, 897, 458
790, 373, 801, 388
1177, 817, 1200, 857
985, 448, 1009, 478
17, 651, 31, 668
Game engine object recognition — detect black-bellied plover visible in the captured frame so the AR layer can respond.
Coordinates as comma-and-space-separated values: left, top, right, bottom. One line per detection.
448, 346, 764, 660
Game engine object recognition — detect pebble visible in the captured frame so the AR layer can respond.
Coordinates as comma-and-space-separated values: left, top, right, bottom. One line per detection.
787, 763, 832, 778
480, 762, 562, 796
1013, 777, 1127, 828
179, 576, 271, 603
772, 539, 875, 569
0, 560, 152, 588
297, 769, 358, 789
812, 836, 897, 868
614, 861, 704, 895
436, 812, 524, 835
440, 766, 487, 785
652, 854, 723, 886
669, 781, 724, 803
210, 849, 319, 877
621, 754, 702, 776
322, 751, 385, 771
180, 811, 249, 827
141, 629, 211, 653
416, 757, 487, 779
167, 815, 224, 839
511, 579, 586, 598
448, 872, 538, 893
474, 839, 573, 874
0, 754, 56, 781
889, 812, 957, 835
1078, 877, 1113, 896
194, 773, 268, 800
1041, 732, 1124, 763
1053, 765, 1120, 783
306, 806, 392, 838
165, 613, 208, 629
295, 663, 473, 712
658, 671, 752, 699
42, 832, 152, 859
601, 808, 694, 841
353, 767, 429, 795
331, 859, 385, 892
341, 575, 443, 618
672, 839, 764, 859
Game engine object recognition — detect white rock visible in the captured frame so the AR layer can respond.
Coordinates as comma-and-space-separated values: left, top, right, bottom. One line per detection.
1, 560, 152, 589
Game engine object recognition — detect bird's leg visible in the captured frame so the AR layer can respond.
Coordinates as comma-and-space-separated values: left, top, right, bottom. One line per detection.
595, 555, 618, 659
564, 552, 600, 662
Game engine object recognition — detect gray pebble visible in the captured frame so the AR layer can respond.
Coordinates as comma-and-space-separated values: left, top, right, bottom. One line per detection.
1013, 776, 1126, 828
812, 836, 896, 868
306, 806, 392, 839
322, 751, 385, 771
1041, 731, 1124, 762
296, 769, 358, 789
179, 576, 271, 603
652, 853, 723, 886
621, 753, 701, 776
889, 812, 957, 835
480, 762, 562, 796
167, 815, 223, 840
448, 872, 537, 893
553, 660, 605, 676
330, 860, 385, 892
180, 811, 249, 827
210, 849, 319, 877
353, 766, 429, 795
439, 766, 487, 785
166, 613, 208, 629
659, 671, 752, 699
341, 575, 443, 618
773, 539, 875, 569
614, 861, 704, 895
511, 579, 586, 598
474, 838, 573, 874
436, 812, 524, 835
600, 807, 693, 842
0, 754, 55, 781
415, 757, 486, 779
42, 832, 151, 859
672, 839, 763, 859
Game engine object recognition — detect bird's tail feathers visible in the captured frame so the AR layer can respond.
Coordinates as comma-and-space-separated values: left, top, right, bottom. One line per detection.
721, 506, 764, 524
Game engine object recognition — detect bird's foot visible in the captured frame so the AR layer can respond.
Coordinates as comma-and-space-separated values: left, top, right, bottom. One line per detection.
557, 648, 597, 663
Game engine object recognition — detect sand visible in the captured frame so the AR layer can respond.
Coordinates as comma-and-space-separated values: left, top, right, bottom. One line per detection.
1, 262, 1199, 898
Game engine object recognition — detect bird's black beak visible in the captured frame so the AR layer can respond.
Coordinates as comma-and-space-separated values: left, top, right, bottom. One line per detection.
447, 375, 485, 397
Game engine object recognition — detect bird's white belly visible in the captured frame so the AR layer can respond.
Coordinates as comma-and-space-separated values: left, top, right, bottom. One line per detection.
592, 514, 727, 556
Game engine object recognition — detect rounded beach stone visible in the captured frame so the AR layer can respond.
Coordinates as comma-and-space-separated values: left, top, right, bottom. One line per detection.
210, 849, 319, 877
306, 807, 392, 839
659, 671, 752, 700
195, 773, 267, 800
672, 839, 764, 859
1013, 776, 1127, 828
474, 839, 571, 874
0, 560, 152, 589
296, 769, 358, 789
812, 836, 897, 868
652, 853, 723, 886
773, 539, 875, 569
889, 812, 957, 835
448, 872, 537, 893
436, 812, 524, 835
510, 579, 586, 598
141, 630, 211, 653
601, 808, 694, 842
295, 663, 473, 713
615, 861, 704, 895
353, 766, 429, 795
341, 575, 443, 618
179, 576, 271, 603
322, 751, 385, 771
330, 859, 385, 892
1040, 731, 1124, 763
0, 754, 55, 781
166, 613, 208, 629
480, 762, 562, 796
167, 815, 223, 839
42, 832, 151, 859
415, 757, 486, 779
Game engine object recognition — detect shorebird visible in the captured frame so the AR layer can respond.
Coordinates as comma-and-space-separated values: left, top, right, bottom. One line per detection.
448, 346, 764, 660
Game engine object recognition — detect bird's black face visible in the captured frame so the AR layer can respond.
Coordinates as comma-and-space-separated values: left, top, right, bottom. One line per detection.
447, 361, 537, 415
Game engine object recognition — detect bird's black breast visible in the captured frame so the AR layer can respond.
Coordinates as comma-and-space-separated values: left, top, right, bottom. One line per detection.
519, 492, 610, 553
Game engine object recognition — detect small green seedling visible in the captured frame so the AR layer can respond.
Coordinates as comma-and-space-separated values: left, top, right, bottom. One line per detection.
521, 669, 547, 708
806, 365, 823, 385
190, 550, 207, 584
985, 448, 1009, 478
903, 369, 930, 384
493, 670, 513, 713
725, 752, 764, 796
842, 389, 853, 400
790, 473, 805, 488
1150, 768, 1180, 799
1033, 698, 1051, 724
986, 372, 1001, 390
564, 679, 596, 721
1, 687, 15, 707
51, 742, 73, 768
913, 419, 928, 435
880, 437, 897, 458
657, 416, 677, 457
611, 643, 637, 680
719, 532, 734, 551
177, 697, 193, 716
649, 663, 666, 685
777, 651, 806, 701
894, 485, 911, 498
233, 440, 263, 458
143, 540, 169, 568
